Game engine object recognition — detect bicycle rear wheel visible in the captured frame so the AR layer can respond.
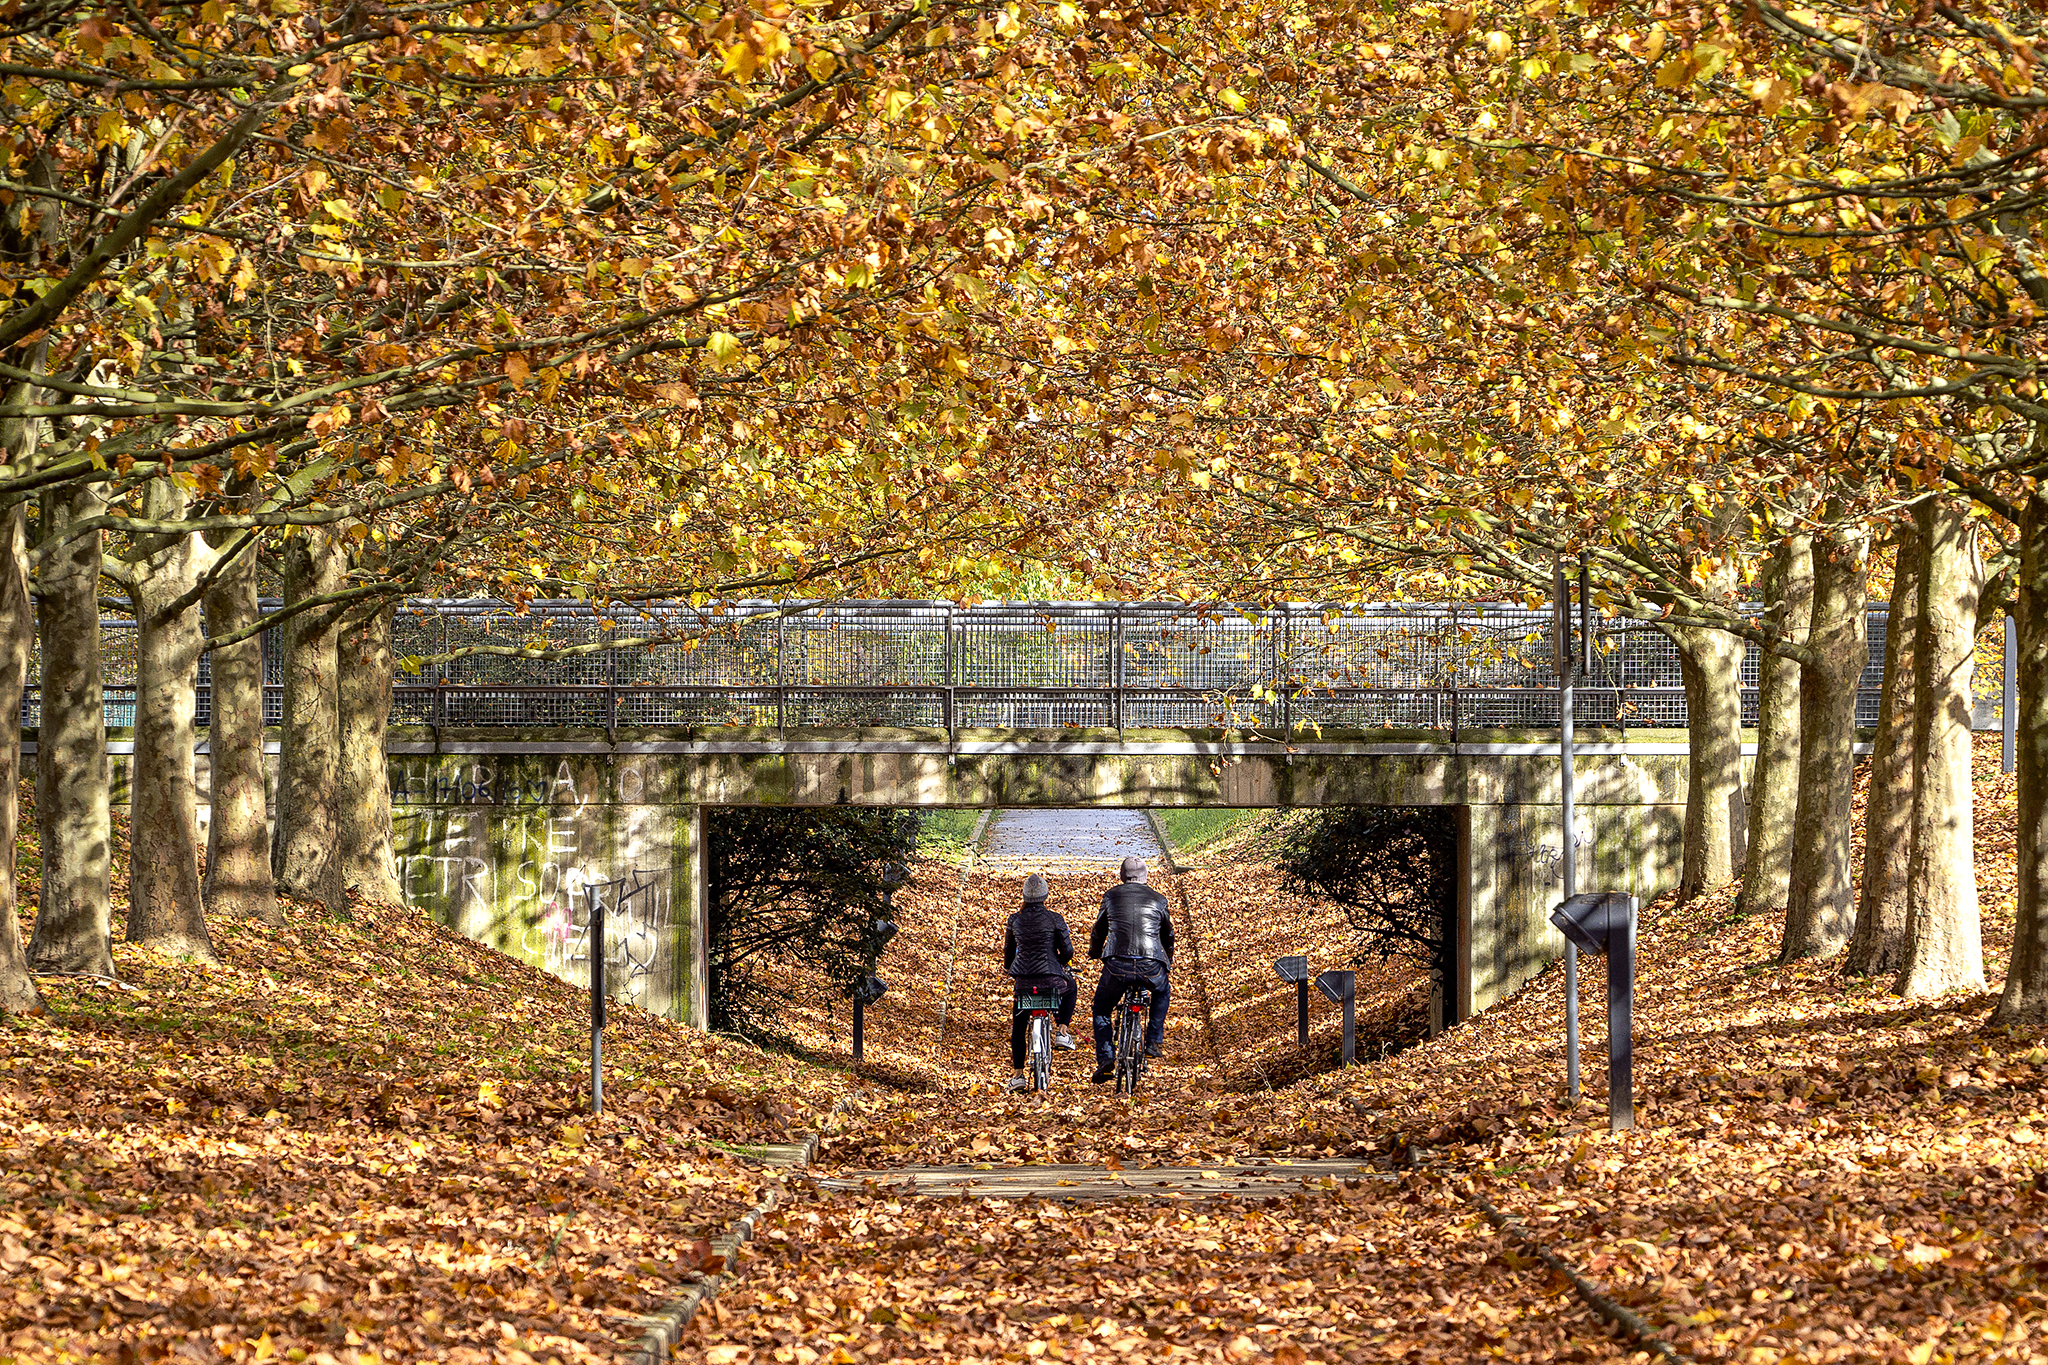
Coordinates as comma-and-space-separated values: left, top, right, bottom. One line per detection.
1031, 1015, 1052, 1092
1115, 1006, 1142, 1095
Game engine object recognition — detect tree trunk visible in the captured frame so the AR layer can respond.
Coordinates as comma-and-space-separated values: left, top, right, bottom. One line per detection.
1667, 623, 1747, 899
1895, 499, 1986, 997
1848, 519, 1921, 976
1779, 525, 1870, 963
28, 482, 113, 976
0, 505, 43, 1014
338, 600, 403, 902
201, 534, 277, 922
272, 527, 346, 906
124, 481, 217, 962
1994, 486, 2048, 1025
1740, 534, 1812, 917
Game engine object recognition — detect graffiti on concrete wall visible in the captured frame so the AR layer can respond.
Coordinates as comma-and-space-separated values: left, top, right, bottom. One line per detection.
537, 867, 675, 1001
390, 755, 662, 808
1498, 829, 1591, 889
390, 755, 682, 1012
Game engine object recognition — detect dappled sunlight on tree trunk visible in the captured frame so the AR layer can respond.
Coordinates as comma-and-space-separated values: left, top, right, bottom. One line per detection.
1781, 525, 1869, 963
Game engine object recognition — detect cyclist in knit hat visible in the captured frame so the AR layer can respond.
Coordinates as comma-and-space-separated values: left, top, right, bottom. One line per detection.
1002, 872, 1078, 1090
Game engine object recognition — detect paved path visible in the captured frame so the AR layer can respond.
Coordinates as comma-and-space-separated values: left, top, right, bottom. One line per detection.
979, 809, 1164, 875
813, 1159, 1386, 1201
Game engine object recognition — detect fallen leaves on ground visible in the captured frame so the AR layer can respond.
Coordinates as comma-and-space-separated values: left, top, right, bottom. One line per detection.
771, 815, 1426, 1169
5, 794, 842, 1365
718, 736, 2047, 1363
683, 1175, 1632, 1365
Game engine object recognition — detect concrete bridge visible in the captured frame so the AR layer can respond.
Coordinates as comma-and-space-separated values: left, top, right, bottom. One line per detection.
386, 724, 1694, 1033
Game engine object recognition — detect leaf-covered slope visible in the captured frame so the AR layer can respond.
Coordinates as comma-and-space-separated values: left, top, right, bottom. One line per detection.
5, 836, 845, 1365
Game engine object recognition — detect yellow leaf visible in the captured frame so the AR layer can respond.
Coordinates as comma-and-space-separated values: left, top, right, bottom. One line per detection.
719, 42, 758, 80
705, 332, 744, 368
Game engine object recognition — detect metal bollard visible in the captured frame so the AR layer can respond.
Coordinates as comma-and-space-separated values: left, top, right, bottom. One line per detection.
1549, 891, 1637, 1133
1274, 956, 1309, 1047
1316, 969, 1357, 1067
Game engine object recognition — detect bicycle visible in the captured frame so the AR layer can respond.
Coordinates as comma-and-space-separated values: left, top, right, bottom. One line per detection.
1112, 985, 1153, 1096
1016, 986, 1063, 1092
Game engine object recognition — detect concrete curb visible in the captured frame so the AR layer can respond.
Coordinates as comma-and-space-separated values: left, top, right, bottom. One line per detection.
621, 1189, 779, 1365
1463, 1186, 1700, 1364
623, 1094, 865, 1363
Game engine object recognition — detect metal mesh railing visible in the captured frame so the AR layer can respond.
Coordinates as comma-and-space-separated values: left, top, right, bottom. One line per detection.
20, 597, 1944, 733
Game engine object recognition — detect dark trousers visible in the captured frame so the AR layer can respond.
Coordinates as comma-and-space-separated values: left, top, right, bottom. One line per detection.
1010, 974, 1076, 1069
1092, 957, 1169, 1066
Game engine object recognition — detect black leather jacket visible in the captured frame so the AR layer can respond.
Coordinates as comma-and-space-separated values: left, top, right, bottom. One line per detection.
1004, 904, 1074, 979
1089, 882, 1173, 965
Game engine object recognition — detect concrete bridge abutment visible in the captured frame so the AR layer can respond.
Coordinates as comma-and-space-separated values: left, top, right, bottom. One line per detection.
382, 726, 1691, 1034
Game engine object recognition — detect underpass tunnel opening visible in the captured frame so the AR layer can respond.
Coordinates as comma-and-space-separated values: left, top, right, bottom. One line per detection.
703, 803, 1464, 1095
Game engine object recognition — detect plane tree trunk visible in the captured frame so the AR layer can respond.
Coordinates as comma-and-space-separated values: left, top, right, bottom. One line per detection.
1994, 486, 2048, 1025
1740, 533, 1811, 918
1895, 497, 1985, 997
28, 482, 112, 976
122, 479, 218, 962
338, 600, 403, 902
201, 531, 277, 922
1779, 525, 1870, 963
1666, 622, 1747, 900
1848, 518, 1921, 976
272, 527, 346, 907
0, 503, 41, 1013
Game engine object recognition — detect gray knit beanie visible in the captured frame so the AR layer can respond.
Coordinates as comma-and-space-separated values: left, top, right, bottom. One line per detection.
1022, 873, 1049, 903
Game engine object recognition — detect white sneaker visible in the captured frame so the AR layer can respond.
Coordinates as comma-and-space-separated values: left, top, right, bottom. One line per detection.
1002, 1076, 1030, 1092
1053, 1028, 1077, 1052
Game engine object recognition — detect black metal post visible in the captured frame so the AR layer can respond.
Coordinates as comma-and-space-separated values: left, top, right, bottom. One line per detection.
1297, 979, 1309, 1047
1608, 895, 1636, 1133
1341, 995, 1355, 1067
852, 997, 865, 1065
588, 882, 605, 1116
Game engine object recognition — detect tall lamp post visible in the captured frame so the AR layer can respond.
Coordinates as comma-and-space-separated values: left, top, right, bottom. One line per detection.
1554, 556, 1592, 1103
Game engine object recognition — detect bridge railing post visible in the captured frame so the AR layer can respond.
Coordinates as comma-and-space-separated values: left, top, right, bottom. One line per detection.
1111, 603, 1124, 732
1275, 605, 1290, 735
776, 612, 787, 730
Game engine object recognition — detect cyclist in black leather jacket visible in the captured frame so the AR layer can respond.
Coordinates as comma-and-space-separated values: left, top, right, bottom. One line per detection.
1087, 855, 1174, 1083
1003, 874, 1078, 1091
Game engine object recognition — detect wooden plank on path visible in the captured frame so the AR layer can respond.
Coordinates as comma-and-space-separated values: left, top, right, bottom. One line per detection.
813, 1160, 1390, 1201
